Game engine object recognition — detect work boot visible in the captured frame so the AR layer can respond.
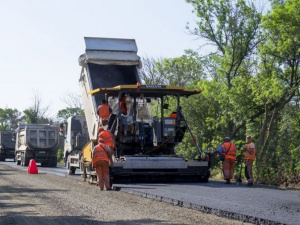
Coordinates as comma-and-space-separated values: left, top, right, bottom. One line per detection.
225, 179, 231, 184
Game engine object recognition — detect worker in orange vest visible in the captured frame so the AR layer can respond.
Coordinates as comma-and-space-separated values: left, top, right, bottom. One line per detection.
120, 93, 127, 115
98, 127, 115, 166
169, 111, 177, 118
243, 136, 256, 186
92, 138, 112, 191
215, 137, 237, 184
97, 99, 111, 126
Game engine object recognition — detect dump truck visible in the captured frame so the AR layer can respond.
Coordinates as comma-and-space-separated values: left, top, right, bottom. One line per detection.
15, 123, 59, 167
0, 131, 16, 161
62, 115, 88, 174
77, 37, 211, 184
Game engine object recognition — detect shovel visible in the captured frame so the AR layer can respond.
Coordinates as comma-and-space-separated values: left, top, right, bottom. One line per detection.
235, 161, 243, 186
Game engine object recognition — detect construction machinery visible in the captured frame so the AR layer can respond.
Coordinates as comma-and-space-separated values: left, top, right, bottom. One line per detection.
15, 123, 59, 167
0, 131, 15, 161
62, 115, 88, 174
77, 37, 210, 184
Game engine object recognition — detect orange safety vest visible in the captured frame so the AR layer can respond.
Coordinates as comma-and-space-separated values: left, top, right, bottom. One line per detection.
245, 142, 256, 160
120, 97, 127, 115
92, 144, 110, 165
221, 142, 236, 160
98, 104, 110, 120
169, 112, 177, 118
98, 130, 114, 148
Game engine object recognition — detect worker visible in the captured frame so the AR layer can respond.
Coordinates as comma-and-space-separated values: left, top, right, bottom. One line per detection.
120, 93, 127, 115
98, 127, 114, 148
215, 137, 237, 184
169, 111, 177, 118
97, 99, 111, 126
98, 127, 115, 166
92, 138, 112, 191
59, 123, 64, 136
243, 136, 256, 186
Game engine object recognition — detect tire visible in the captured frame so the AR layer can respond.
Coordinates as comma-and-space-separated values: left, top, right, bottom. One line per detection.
15, 155, 20, 165
23, 152, 30, 167
199, 170, 210, 183
48, 157, 57, 167
67, 157, 75, 175
70, 167, 76, 174
0, 154, 5, 162
21, 154, 24, 166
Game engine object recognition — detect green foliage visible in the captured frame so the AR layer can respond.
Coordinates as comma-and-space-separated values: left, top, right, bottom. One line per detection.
0, 108, 23, 130
186, 0, 262, 88
57, 148, 64, 164
156, 50, 205, 86
57, 107, 84, 121
23, 108, 52, 124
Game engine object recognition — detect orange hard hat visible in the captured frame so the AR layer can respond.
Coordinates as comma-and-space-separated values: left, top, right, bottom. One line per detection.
98, 126, 104, 133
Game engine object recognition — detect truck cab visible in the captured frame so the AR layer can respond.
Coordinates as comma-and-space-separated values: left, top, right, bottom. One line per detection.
63, 115, 88, 174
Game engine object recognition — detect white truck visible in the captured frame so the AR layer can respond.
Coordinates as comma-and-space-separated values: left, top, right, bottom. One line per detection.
62, 115, 88, 174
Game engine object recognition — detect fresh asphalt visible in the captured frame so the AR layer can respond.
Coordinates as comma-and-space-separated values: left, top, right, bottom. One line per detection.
1, 160, 299, 225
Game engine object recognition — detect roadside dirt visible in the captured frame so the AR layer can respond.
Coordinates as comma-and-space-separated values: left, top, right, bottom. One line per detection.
0, 164, 251, 225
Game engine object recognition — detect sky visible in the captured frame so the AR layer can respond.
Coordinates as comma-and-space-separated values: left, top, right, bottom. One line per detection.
0, 0, 204, 119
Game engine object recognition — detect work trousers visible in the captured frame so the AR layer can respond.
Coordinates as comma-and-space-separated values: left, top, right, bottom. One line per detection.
95, 160, 110, 190
245, 159, 254, 183
99, 118, 108, 126
222, 158, 235, 180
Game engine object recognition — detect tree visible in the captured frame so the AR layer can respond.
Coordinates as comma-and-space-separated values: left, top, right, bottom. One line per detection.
0, 108, 23, 130
60, 91, 83, 110
140, 51, 205, 86
186, 0, 263, 89
23, 91, 51, 124
184, 0, 264, 139
156, 50, 205, 86
139, 56, 167, 85
57, 107, 84, 120
57, 91, 84, 121
247, 0, 300, 182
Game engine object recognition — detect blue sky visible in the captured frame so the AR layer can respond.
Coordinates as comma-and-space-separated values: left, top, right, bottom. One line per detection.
0, 0, 203, 119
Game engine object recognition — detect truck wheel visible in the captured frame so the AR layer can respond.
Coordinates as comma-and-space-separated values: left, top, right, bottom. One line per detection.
200, 170, 210, 183
24, 156, 30, 167
49, 157, 57, 167
67, 158, 75, 175
0, 154, 5, 162
70, 167, 76, 174
21, 154, 24, 166
15, 155, 20, 165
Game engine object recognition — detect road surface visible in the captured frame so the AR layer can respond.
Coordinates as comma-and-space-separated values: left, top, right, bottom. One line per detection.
1, 160, 299, 224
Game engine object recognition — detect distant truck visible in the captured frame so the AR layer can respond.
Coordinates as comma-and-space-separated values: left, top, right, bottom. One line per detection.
62, 115, 88, 174
0, 131, 15, 161
15, 124, 59, 167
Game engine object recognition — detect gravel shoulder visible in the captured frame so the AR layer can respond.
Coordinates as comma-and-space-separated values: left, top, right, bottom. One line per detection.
0, 164, 250, 225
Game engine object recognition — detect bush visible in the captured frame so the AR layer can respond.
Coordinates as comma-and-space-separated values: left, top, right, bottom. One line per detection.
57, 148, 64, 164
